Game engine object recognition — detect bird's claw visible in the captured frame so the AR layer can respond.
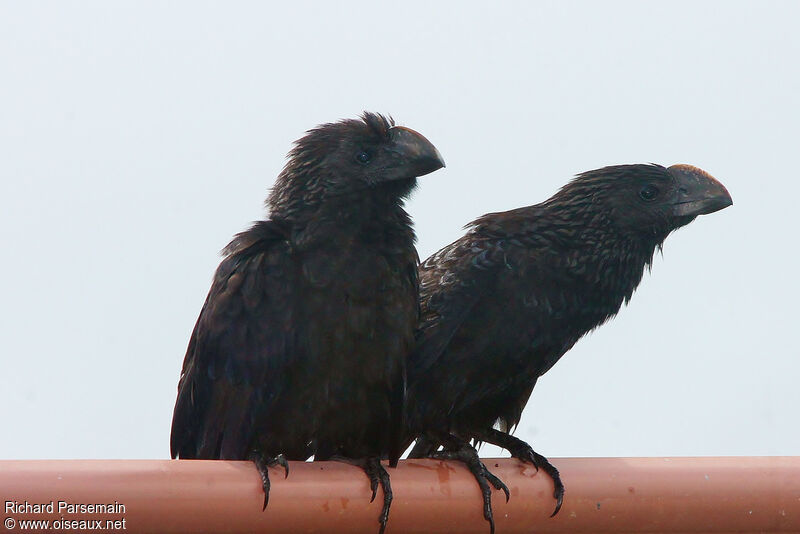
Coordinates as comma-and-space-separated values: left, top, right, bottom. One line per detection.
249, 451, 292, 511
362, 459, 392, 534
484, 468, 511, 502
431, 446, 508, 534
373, 460, 393, 534
522, 449, 541, 473
363, 458, 380, 503
273, 454, 290, 478
331, 456, 393, 534
479, 429, 565, 517
248, 451, 271, 511
370, 479, 379, 503
516, 446, 563, 516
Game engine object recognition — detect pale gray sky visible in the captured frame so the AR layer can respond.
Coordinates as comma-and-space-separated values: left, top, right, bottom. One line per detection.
1, 1, 797, 460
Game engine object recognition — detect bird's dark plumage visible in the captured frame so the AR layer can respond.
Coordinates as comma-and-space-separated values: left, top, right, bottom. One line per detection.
406, 163, 732, 530
170, 113, 444, 531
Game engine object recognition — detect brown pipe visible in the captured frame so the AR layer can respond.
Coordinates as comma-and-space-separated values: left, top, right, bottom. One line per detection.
1, 457, 799, 533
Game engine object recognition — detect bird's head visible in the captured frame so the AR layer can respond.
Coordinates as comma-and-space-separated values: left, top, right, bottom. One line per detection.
565, 163, 732, 241
268, 112, 444, 218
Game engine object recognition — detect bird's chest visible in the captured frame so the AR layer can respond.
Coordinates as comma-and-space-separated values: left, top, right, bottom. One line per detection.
298, 246, 416, 358
502, 269, 623, 376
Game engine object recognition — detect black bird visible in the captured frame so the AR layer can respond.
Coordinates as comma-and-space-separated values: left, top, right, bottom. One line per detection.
170, 113, 444, 533
405, 164, 732, 533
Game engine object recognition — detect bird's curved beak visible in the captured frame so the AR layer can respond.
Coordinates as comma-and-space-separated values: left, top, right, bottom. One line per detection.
386, 126, 445, 178
668, 164, 733, 217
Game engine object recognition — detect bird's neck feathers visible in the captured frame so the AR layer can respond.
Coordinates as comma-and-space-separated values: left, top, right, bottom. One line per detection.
542, 200, 666, 304
473, 196, 667, 306
266, 164, 417, 251
575, 229, 662, 306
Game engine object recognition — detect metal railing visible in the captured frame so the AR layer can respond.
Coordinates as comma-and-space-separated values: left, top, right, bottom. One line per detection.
2, 457, 798, 533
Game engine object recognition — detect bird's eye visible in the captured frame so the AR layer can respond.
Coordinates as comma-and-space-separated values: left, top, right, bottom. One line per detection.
355, 151, 371, 164
639, 185, 659, 201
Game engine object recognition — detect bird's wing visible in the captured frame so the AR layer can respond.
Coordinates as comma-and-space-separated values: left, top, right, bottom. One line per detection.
170, 220, 299, 460
408, 231, 551, 434
409, 235, 500, 378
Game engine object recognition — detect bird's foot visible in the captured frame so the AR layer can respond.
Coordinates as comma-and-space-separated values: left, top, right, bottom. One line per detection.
332, 456, 393, 534
504, 440, 564, 517
431, 446, 510, 534
248, 451, 289, 510
477, 428, 564, 517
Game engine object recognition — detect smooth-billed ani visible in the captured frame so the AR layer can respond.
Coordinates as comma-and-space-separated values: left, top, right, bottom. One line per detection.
170, 112, 444, 533
405, 164, 732, 533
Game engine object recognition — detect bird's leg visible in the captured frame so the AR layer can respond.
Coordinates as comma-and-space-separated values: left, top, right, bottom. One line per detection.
331, 456, 393, 534
439, 434, 510, 501
248, 451, 289, 510
429, 434, 509, 534
478, 428, 564, 517
407, 433, 439, 458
